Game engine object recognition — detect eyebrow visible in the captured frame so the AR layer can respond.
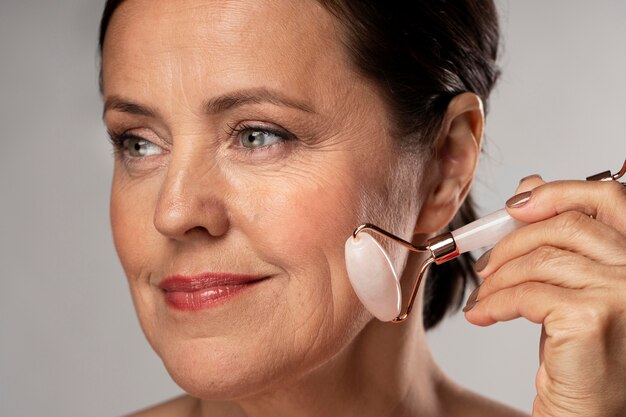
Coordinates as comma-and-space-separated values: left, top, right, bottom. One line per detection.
103, 88, 315, 119
103, 98, 157, 119
204, 88, 315, 115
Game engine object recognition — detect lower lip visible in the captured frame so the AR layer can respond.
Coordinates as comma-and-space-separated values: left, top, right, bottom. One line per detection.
162, 281, 263, 311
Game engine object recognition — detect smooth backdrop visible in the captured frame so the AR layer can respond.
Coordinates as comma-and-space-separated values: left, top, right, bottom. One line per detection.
1, 1, 624, 416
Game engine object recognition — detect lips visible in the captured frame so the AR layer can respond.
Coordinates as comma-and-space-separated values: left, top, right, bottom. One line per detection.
159, 272, 268, 311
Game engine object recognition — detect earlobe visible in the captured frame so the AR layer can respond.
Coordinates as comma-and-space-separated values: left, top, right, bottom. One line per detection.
413, 93, 484, 235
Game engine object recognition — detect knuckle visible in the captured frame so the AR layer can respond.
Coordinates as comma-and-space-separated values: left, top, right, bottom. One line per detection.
515, 282, 540, 303
569, 303, 611, 337
531, 246, 561, 269
556, 210, 589, 233
534, 364, 548, 394
604, 179, 626, 201
582, 303, 611, 325
600, 181, 626, 218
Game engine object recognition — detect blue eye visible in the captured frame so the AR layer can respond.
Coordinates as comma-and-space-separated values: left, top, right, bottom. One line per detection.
239, 129, 283, 149
123, 136, 162, 157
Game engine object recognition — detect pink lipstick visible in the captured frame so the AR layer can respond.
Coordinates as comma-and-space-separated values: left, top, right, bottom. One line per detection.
159, 272, 267, 311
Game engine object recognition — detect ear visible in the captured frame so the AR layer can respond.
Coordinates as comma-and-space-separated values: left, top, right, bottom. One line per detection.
414, 92, 484, 235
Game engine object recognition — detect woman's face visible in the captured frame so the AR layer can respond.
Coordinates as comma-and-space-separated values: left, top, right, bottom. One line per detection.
103, 0, 424, 398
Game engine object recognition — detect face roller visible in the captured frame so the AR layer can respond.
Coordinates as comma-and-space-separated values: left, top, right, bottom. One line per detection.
345, 159, 626, 323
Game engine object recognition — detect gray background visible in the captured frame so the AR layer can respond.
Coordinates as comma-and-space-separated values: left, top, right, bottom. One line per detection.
1, 1, 624, 416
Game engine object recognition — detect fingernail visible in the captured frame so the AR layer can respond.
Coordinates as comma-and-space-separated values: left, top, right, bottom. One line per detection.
519, 174, 542, 184
506, 190, 532, 208
463, 285, 481, 312
473, 248, 492, 273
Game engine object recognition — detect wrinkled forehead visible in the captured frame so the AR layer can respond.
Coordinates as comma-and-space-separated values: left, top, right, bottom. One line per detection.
101, 0, 354, 114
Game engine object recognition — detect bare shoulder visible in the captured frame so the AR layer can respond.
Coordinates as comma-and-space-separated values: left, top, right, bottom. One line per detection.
123, 395, 198, 417
440, 378, 531, 417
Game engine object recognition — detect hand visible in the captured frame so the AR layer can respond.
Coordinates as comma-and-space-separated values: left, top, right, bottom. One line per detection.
463, 175, 626, 417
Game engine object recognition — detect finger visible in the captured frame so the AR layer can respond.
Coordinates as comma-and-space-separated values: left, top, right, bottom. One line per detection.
505, 180, 626, 234
477, 211, 626, 278
464, 281, 572, 326
515, 174, 545, 194
476, 246, 625, 300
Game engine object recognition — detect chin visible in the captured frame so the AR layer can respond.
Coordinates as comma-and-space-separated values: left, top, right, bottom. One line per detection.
155, 334, 310, 400
162, 344, 267, 399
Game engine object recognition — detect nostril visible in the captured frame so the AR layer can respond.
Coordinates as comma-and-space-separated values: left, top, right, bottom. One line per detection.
153, 201, 230, 240
188, 225, 209, 233
205, 215, 230, 238
184, 225, 213, 238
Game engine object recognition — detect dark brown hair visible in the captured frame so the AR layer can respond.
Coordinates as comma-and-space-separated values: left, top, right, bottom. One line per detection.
98, 0, 500, 330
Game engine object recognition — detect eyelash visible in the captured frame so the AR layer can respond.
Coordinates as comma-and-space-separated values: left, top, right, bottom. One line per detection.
106, 131, 146, 172
107, 130, 139, 157
224, 122, 294, 152
107, 123, 294, 156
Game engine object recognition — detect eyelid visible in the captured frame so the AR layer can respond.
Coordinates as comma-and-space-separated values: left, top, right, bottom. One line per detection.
108, 127, 166, 147
107, 130, 167, 166
225, 121, 294, 141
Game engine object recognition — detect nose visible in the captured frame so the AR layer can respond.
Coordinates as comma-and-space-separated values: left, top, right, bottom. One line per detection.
153, 147, 230, 241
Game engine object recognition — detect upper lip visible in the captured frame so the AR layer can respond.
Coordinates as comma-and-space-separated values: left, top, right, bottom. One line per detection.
158, 272, 268, 292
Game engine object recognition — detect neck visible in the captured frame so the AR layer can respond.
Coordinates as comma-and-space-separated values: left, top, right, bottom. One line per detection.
197, 257, 449, 417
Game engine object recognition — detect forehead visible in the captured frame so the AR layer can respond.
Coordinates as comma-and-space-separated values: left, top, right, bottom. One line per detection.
102, 0, 351, 111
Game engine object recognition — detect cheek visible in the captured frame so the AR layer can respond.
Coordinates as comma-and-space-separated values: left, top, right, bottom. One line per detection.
110, 174, 158, 275
249, 171, 372, 362
109, 169, 163, 331
231, 158, 388, 336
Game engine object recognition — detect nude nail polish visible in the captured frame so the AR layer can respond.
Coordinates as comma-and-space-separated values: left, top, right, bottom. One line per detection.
463, 285, 480, 312
506, 191, 532, 208
473, 248, 492, 273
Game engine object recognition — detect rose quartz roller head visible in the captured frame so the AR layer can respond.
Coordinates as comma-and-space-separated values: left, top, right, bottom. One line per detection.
344, 231, 402, 322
